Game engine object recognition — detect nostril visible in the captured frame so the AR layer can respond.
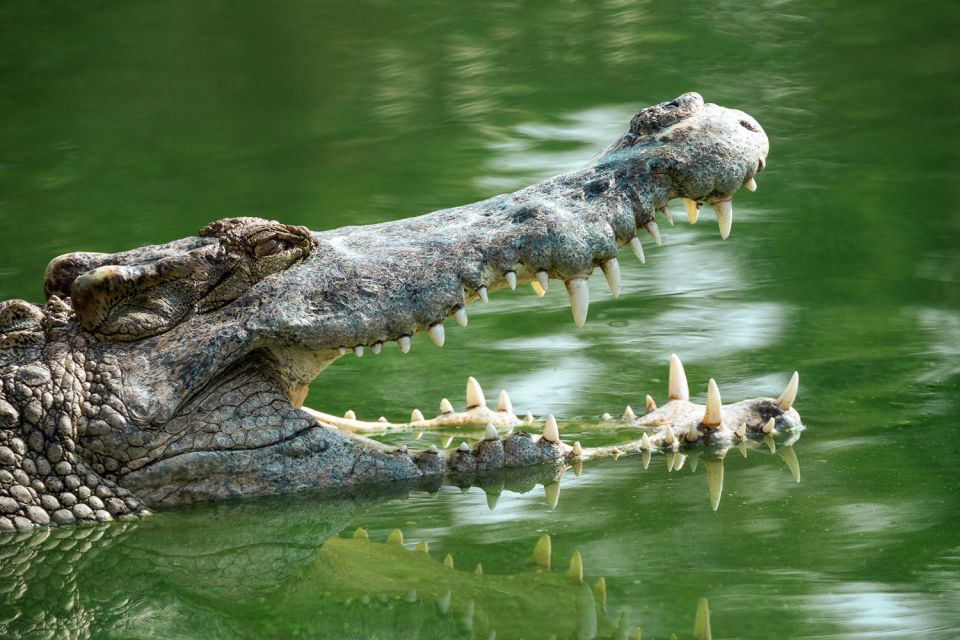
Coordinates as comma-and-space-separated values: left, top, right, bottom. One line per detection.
757, 157, 766, 172
739, 119, 759, 133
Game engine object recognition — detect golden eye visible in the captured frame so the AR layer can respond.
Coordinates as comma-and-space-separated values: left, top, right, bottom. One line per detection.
254, 238, 285, 257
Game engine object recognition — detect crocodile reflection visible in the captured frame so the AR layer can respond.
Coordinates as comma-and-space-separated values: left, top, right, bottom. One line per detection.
0, 450, 801, 638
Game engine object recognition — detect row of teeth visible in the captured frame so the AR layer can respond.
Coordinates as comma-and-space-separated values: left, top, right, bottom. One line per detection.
336, 179, 758, 357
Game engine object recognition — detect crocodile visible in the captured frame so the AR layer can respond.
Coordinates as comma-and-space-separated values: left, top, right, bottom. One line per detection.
0, 92, 802, 532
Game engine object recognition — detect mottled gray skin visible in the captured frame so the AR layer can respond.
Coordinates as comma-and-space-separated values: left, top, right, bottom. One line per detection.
0, 93, 775, 530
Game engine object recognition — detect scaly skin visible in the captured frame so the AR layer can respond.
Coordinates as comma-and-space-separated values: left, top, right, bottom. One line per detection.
0, 93, 798, 531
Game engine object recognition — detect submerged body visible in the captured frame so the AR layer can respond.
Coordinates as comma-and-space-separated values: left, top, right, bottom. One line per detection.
0, 93, 799, 531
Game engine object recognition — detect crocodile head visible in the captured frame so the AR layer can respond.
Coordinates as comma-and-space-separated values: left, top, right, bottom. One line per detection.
0, 94, 792, 526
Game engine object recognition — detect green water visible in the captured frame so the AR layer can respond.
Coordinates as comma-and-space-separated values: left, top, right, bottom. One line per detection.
1, 1, 959, 638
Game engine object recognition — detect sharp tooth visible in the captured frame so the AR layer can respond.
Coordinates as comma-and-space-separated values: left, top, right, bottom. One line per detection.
624, 405, 636, 421
532, 534, 552, 570
744, 177, 758, 192
664, 208, 674, 226
524, 411, 534, 424
378, 416, 388, 423
372, 342, 382, 354
645, 394, 657, 413
483, 423, 499, 440
535, 270, 549, 295
600, 258, 621, 298
387, 528, 404, 544
457, 441, 470, 452
777, 371, 799, 411
762, 417, 776, 434
344, 409, 356, 420
442, 435, 453, 447
505, 271, 517, 290
765, 434, 776, 454
410, 409, 425, 422
736, 423, 746, 438
428, 323, 445, 347
640, 433, 651, 450
664, 426, 677, 445
531, 280, 546, 296
694, 597, 712, 640
704, 459, 724, 512
398, 335, 411, 353
566, 550, 584, 583
429, 444, 438, 453
668, 353, 690, 401
644, 221, 662, 246
565, 278, 590, 328
686, 424, 700, 442
642, 448, 651, 469
703, 378, 723, 427
683, 198, 700, 224
713, 200, 733, 239
571, 441, 583, 456
338, 346, 346, 356
477, 286, 489, 303
440, 398, 454, 414
601, 412, 612, 421
354, 345, 364, 357
497, 389, 513, 413
628, 236, 646, 263
542, 415, 560, 443
466, 376, 486, 409
454, 307, 468, 327
544, 482, 560, 509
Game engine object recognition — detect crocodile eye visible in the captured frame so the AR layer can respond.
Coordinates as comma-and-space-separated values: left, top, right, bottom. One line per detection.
254, 238, 285, 257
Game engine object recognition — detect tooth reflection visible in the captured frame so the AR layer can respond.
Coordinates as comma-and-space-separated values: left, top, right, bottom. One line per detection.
704, 458, 724, 512
777, 446, 801, 482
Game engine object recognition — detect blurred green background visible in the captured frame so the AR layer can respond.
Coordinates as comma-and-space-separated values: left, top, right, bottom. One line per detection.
1, 1, 959, 638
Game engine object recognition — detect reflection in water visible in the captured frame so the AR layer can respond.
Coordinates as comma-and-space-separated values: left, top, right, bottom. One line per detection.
0, 502, 719, 640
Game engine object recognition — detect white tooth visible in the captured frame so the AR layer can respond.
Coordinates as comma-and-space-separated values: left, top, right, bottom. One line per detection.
542, 415, 560, 443
429, 444, 438, 453
378, 416, 388, 423
645, 394, 657, 413
531, 280, 546, 297
440, 398, 454, 414
601, 412, 612, 421
777, 371, 799, 411
624, 405, 636, 421
410, 409, 425, 422
744, 177, 757, 192
703, 378, 723, 427
344, 409, 356, 420
686, 424, 700, 442
454, 307, 468, 327
338, 346, 346, 356
372, 342, 382, 355
484, 423, 498, 440
668, 353, 690, 401
565, 278, 590, 328
571, 441, 583, 456
497, 389, 513, 413
644, 221, 662, 246
713, 200, 733, 239
628, 236, 646, 263
429, 323, 445, 347
466, 376, 486, 409
664, 208, 674, 226
600, 258, 621, 298
664, 426, 677, 445
683, 198, 700, 224
524, 411, 534, 424
458, 441, 470, 452
354, 345, 364, 357
736, 423, 747, 439
537, 270, 550, 290
640, 433, 651, 450
505, 271, 517, 290
762, 417, 776, 434
398, 335, 411, 353
477, 286, 488, 303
